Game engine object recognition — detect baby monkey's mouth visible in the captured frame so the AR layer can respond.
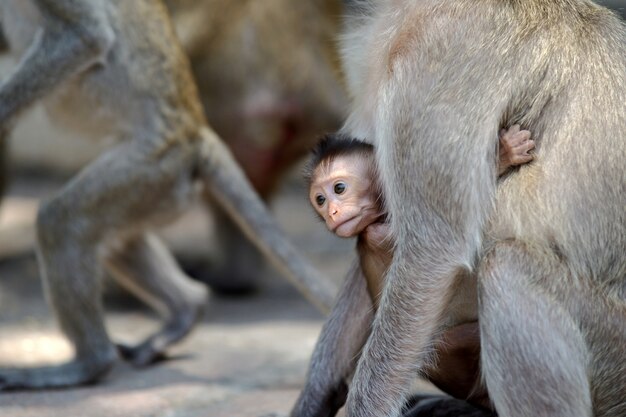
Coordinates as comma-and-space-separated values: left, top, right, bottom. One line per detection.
332, 215, 361, 236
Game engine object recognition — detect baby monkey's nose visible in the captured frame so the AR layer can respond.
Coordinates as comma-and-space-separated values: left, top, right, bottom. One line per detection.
328, 203, 339, 219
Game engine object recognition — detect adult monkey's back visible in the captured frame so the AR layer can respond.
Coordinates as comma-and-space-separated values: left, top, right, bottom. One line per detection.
0, 0, 334, 389
340, 1, 626, 416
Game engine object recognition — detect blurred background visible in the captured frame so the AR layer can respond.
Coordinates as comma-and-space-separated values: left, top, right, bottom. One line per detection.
0, 1, 623, 416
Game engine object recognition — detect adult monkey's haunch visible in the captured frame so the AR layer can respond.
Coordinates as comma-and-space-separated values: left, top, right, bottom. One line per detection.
292, 1, 626, 416
0, 0, 335, 390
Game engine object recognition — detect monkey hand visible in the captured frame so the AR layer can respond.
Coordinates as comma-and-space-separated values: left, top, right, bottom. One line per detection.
498, 124, 535, 175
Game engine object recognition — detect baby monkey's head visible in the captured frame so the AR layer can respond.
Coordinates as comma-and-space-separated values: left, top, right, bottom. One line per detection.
304, 134, 383, 238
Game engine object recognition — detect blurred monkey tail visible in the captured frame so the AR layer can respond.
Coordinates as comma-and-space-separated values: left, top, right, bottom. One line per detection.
195, 127, 336, 313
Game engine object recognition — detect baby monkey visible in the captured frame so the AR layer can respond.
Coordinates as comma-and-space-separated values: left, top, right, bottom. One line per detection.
307, 125, 534, 302
304, 125, 534, 408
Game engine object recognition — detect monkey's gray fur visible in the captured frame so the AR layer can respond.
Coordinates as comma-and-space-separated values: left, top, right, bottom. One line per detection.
0, 0, 335, 389
292, 1, 626, 416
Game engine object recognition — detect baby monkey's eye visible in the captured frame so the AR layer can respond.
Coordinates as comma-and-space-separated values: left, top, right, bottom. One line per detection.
334, 182, 346, 194
315, 194, 326, 207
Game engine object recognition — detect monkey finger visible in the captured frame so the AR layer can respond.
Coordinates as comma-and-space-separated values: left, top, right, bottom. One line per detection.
513, 139, 535, 154
507, 130, 532, 147
507, 124, 521, 135
500, 127, 525, 145
510, 153, 534, 165
499, 135, 514, 152
523, 138, 536, 151
513, 129, 532, 142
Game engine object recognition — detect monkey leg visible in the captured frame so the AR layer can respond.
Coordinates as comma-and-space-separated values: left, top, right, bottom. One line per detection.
478, 241, 592, 417
0, 142, 197, 390
290, 261, 373, 417
196, 128, 336, 312
0, 245, 116, 390
209, 211, 263, 294
104, 232, 208, 366
186, 198, 263, 295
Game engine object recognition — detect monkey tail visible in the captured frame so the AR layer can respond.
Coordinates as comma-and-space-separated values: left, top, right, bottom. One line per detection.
195, 127, 336, 313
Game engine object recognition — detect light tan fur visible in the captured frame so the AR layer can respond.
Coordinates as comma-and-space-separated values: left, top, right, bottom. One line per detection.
293, 1, 626, 416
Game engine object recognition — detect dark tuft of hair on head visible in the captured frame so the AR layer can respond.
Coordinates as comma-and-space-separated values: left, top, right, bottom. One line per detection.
303, 133, 374, 185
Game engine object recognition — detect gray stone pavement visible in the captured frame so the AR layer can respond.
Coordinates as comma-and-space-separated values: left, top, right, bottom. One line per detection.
0, 173, 441, 417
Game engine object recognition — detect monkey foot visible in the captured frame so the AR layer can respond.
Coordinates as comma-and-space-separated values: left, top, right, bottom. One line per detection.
0, 354, 116, 391
116, 343, 168, 367
116, 280, 207, 368
403, 395, 495, 417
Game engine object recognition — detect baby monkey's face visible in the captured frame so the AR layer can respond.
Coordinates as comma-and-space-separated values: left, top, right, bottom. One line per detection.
309, 153, 382, 238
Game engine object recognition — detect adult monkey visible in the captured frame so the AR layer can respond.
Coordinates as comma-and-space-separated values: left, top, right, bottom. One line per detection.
292, 1, 626, 417
164, 0, 348, 293
0, 0, 335, 389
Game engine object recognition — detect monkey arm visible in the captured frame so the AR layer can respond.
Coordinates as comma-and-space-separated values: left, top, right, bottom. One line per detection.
291, 260, 374, 417
359, 225, 393, 307
0, 0, 114, 126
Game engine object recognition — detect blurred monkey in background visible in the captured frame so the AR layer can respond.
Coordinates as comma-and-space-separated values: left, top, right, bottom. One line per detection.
0, 0, 334, 390
165, 0, 348, 293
